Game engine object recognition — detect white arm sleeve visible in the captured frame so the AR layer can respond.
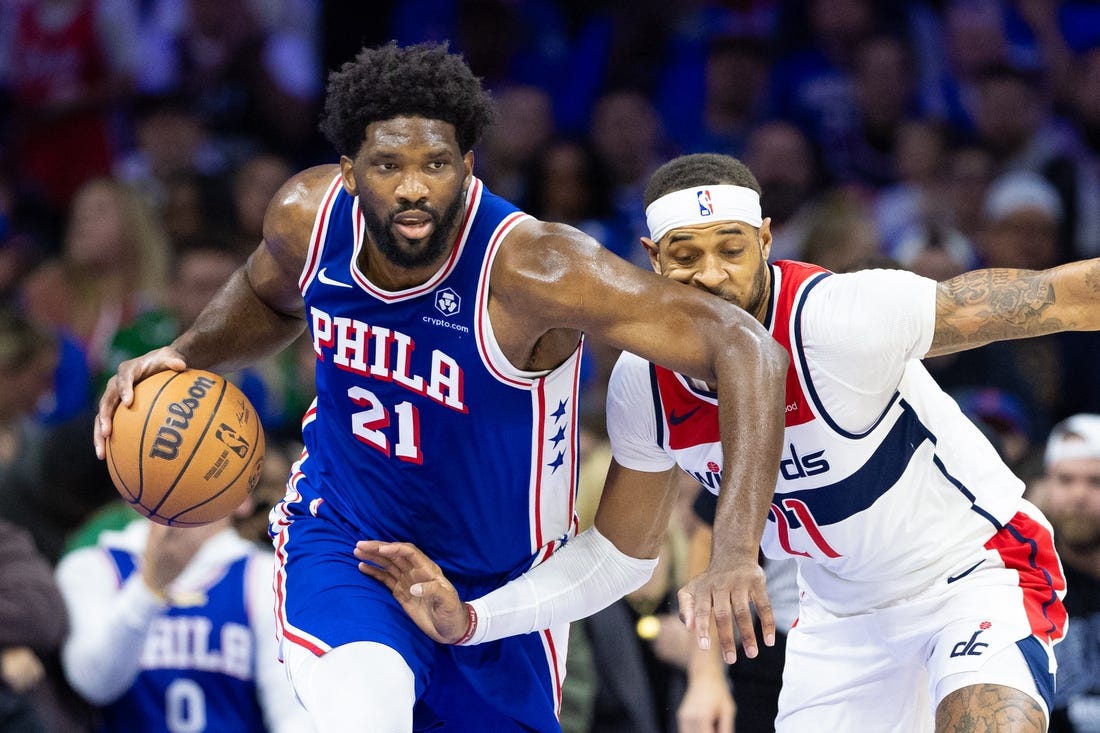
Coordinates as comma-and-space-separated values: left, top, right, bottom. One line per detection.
56, 549, 166, 704
464, 526, 657, 645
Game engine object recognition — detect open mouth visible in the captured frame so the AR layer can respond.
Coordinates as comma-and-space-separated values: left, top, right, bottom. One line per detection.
393, 212, 434, 240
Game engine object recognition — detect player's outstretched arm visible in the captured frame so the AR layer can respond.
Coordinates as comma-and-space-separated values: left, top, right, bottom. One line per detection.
356, 462, 683, 645
928, 257, 1100, 357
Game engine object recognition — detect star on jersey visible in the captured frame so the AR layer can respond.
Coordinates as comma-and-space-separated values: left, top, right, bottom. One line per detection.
546, 398, 570, 473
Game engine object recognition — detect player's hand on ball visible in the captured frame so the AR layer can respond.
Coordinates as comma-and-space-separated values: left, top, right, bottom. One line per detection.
355, 540, 468, 644
95, 347, 188, 459
677, 559, 775, 664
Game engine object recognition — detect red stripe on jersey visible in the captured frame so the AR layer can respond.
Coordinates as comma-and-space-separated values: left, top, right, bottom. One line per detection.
769, 261, 828, 428
474, 210, 535, 388
565, 348, 582, 528
653, 368, 720, 449
299, 175, 344, 292
543, 628, 564, 715
533, 378, 547, 548
984, 512, 1067, 642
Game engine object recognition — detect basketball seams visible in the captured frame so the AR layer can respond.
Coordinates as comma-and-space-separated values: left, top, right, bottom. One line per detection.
172, 392, 265, 524
137, 372, 189, 512
150, 377, 229, 522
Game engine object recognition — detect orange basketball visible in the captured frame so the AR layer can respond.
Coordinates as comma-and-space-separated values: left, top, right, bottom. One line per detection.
105, 369, 266, 527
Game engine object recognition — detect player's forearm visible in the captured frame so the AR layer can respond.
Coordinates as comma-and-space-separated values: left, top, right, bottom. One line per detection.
1050, 257, 1100, 330
931, 258, 1100, 356
462, 526, 657, 645
172, 267, 305, 373
710, 336, 786, 565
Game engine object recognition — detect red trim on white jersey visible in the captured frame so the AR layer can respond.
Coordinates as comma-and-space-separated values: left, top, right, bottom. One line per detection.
984, 511, 1067, 643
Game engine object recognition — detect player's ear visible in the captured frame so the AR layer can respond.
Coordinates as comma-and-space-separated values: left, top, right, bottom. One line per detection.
641, 236, 661, 274
339, 156, 357, 194
462, 151, 475, 187
759, 217, 773, 262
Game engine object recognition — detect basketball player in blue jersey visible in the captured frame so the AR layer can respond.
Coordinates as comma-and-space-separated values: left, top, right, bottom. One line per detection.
358, 153, 1100, 732
92, 45, 788, 731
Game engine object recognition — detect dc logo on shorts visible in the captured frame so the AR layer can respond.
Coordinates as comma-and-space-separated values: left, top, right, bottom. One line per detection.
435, 288, 461, 317
950, 620, 992, 658
697, 190, 713, 216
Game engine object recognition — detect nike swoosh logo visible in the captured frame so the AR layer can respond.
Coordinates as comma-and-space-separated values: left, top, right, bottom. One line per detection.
946, 559, 985, 584
317, 267, 353, 288
668, 406, 701, 425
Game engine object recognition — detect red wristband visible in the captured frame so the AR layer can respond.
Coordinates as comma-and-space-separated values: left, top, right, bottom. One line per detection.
455, 602, 477, 645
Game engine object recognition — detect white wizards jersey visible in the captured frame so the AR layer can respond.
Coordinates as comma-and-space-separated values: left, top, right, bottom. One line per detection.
608, 260, 1027, 615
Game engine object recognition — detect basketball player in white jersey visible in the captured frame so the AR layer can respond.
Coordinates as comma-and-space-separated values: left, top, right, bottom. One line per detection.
359, 153, 1100, 732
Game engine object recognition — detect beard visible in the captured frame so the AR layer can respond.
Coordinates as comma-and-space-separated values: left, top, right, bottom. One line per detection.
361, 189, 466, 270
706, 258, 769, 316
1048, 511, 1100, 555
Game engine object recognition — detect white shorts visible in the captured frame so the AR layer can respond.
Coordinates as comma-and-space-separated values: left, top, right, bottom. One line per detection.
775, 503, 1066, 733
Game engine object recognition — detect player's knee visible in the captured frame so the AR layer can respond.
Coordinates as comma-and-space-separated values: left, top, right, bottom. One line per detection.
286, 641, 416, 732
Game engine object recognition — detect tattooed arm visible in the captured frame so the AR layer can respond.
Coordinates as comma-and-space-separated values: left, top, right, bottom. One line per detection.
927, 258, 1100, 357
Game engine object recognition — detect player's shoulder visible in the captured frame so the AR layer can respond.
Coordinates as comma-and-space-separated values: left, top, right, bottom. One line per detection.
264, 164, 342, 239
502, 218, 600, 260
608, 351, 653, 395
489, 217, 607, 308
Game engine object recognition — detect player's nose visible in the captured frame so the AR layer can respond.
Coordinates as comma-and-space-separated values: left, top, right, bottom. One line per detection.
692, 257, 729, 289
395, 170, 430, 203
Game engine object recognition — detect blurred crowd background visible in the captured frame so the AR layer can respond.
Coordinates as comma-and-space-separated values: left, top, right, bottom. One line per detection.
0, 1, 1099, 730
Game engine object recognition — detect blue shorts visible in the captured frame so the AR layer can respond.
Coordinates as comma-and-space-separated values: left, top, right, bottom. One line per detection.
271, 488, 568, 732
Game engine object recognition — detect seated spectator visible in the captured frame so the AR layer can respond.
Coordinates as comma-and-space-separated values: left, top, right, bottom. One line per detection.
55, 501, 314, 732
19, 177, 172, 392
0, 516, 92, 733
1028, 415, 1100, 732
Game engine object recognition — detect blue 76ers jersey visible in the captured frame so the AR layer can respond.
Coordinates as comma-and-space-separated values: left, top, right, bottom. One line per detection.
634, 260, 1029, 615
293, 176, 582, 593
99, 552, 266, 733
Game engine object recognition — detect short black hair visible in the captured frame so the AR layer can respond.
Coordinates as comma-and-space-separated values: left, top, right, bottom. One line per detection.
319, 41, 496, 158
644, 154, 762, 208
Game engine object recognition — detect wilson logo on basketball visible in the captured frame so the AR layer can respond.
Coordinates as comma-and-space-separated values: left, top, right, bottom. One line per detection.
149, 374, 218, 460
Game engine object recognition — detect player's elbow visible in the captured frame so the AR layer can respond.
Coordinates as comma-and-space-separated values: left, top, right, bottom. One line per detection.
62, 646, 129, 705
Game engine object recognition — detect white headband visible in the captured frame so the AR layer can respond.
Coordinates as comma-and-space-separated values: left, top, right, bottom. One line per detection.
645, 185, 763, 242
